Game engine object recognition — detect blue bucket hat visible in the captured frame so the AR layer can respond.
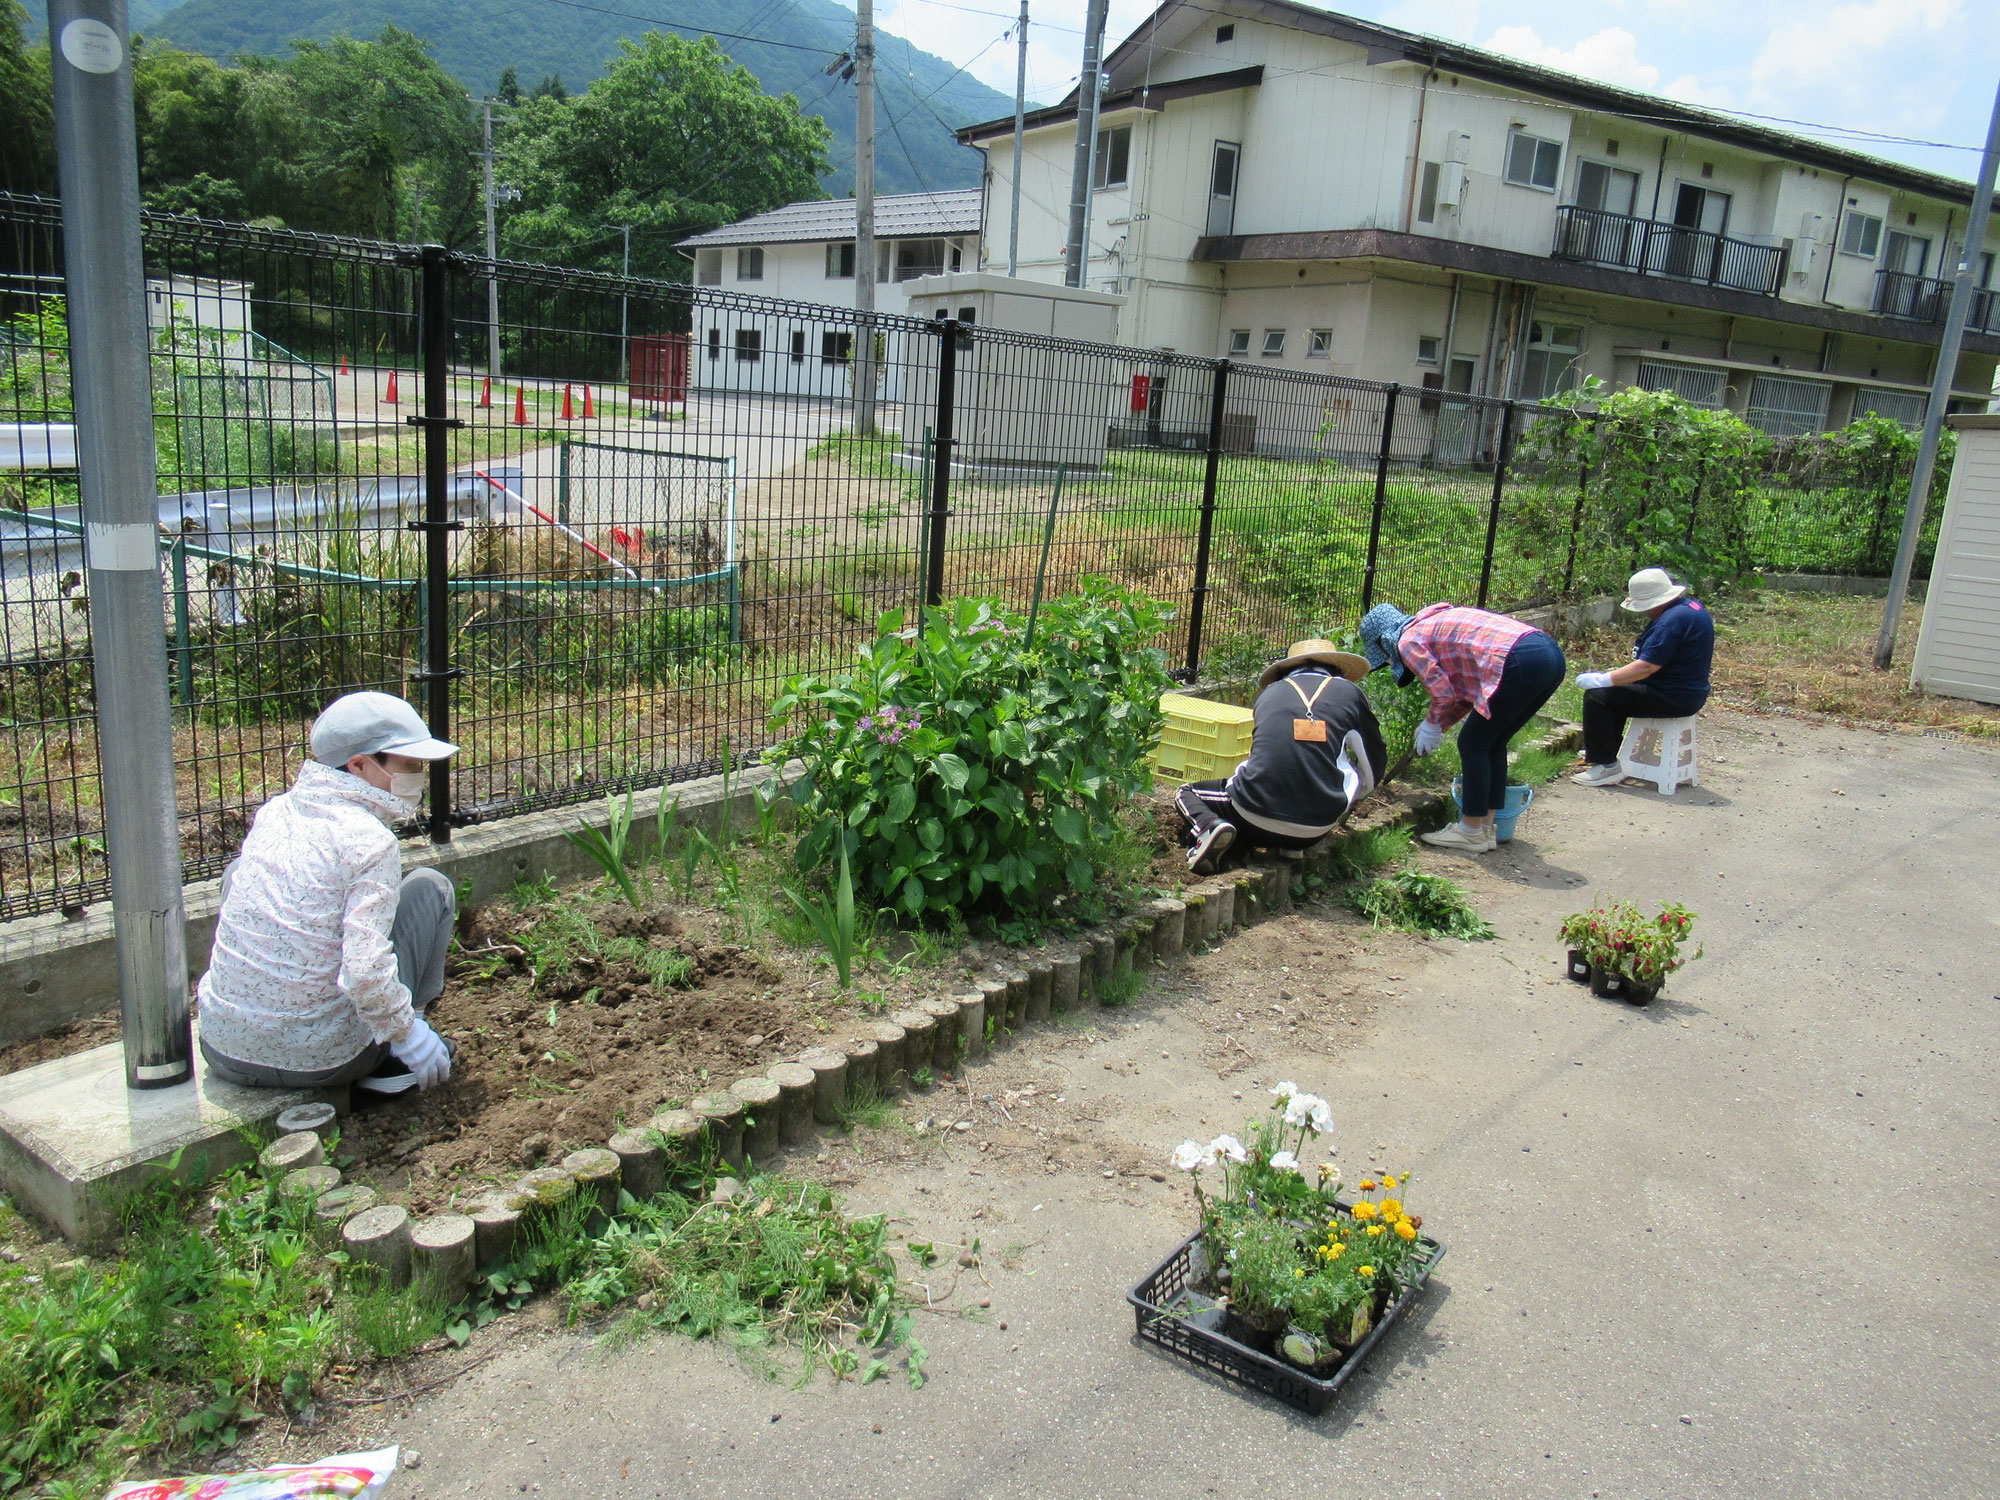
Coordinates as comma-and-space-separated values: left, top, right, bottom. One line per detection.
1358, 603, 1416, 683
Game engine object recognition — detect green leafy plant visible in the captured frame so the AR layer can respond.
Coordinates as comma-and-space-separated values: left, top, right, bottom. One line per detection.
784, 840, 859, 989
565, 788, 644, 910
768, 582, 1173, 921
1348, 870, 1494, 940
1560, 898, 1700, 987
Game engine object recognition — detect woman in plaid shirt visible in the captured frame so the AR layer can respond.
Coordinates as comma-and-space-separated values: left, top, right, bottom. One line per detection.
1359, 602, 1566, 852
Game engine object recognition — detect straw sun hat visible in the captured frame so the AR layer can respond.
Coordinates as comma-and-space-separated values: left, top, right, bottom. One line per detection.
1258, 638, 1370, 691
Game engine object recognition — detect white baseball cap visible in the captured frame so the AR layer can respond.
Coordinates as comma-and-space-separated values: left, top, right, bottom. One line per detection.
310, 691, 458, 766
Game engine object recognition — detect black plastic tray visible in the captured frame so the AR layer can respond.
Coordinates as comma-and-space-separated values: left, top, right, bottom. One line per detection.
1126, 1225, 1445, 1415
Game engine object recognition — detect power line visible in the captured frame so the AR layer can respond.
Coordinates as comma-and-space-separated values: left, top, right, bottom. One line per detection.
526, 0, 843, 57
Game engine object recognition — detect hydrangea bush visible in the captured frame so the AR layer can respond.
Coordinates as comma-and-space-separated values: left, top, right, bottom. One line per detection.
1171, 1085, 1427, 1369
767, 583, 1173, 921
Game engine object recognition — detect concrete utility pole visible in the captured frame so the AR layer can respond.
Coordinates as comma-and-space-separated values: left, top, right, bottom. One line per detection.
482, 99, 502, 378
1063, 0, 1109, 288
1874, 76, 2000, 671
619, 222, 632, 382
854, 0, 878, 436
1007, 0, 1028, 277
47, 0, 192, 1090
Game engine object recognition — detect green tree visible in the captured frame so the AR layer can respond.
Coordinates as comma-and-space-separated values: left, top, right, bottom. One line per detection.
529, 72, 568, 102
496, 65, 522, 106
133, 42, 252, 218
500, 32, 830, 278
0, 0, 54, 196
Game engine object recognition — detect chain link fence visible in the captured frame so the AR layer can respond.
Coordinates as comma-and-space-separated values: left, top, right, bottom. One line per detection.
0, 194, 1932, 919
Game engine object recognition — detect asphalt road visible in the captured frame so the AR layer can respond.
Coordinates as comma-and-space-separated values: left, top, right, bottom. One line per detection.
376, 711, 1999, 1498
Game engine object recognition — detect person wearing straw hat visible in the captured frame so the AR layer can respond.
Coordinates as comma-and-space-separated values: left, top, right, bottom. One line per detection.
197, 692, 461, 1096
1570, 568, 1714, 787
1173, 639, 1387, 873
1358, 600, 1566, 853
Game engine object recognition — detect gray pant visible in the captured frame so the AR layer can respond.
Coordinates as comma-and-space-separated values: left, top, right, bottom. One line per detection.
201, 865, 457, 1089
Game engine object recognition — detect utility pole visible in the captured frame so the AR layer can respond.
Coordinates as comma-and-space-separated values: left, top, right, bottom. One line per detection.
1063, 0, 1109, 289
47, 0, 192, 1090
482, 99, 502, 378
1874, 75, 2000, 671
1007, 0, 1027, 277
854, 0, 878, 436
619, 223, 632, 383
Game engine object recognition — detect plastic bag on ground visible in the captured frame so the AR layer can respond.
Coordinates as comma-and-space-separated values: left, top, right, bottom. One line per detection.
104, 1446, 398, 1499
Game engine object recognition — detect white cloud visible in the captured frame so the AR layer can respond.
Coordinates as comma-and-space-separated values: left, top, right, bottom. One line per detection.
1482, 25, 1665, 90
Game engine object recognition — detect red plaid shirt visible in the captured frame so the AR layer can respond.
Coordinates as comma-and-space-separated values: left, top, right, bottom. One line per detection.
1397, 604, 1537, 729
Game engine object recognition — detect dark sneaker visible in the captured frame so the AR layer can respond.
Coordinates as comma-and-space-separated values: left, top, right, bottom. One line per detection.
1187, 821, 1235, 874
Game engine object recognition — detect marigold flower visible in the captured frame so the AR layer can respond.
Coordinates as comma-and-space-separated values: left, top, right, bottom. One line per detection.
1381, 1198, 1403, 1219
1382, 1174, 1398, 1188
1366, 1224, 1384, 1237
1395, 1221, 1417, 1241
1359, 1265, 1375, 1277
1358, 1179, 1377, 1192
1351, 1202, 1379, 1220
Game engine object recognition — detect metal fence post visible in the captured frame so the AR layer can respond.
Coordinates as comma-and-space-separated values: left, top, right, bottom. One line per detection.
1184, 358, 1230, 678
51, 0, 192, 1088
1360, 383, 1399, 612
1561, 455, 1592, 599
409, 244, 464, 844
1477, 400, 1516, 609
923, 320, 958, 610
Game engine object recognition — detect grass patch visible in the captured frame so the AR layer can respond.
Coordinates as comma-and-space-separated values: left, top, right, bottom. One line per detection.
1097, 967, 1149, 1007
1348, 870, 1495, 940
1320, 824, 1413, 882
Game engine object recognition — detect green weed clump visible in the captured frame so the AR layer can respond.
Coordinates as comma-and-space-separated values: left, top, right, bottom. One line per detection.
1321, 824, 1413, 882
1348, 870, 1494, 940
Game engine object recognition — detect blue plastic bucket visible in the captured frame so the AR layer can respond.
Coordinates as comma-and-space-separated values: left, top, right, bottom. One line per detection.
1450, 779, 1534, 842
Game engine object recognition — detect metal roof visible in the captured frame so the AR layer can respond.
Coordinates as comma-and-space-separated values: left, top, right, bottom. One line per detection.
677, 189, 982, 249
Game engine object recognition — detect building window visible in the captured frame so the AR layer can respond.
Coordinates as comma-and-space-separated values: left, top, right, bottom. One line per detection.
1745, 374, 1830, 437
1517, 322, 1581, 399
1839, 212, 1883, 258
1417, 335, 1442, 365
1854, 387, 1927, 428
734, 329, 762, 363
1228, 328, 1251, 356
1883, 229, 1930, 277
696, 250, 722, 287
1215, 23, 1234, 41
1504, 129, 1562, 192
736, 247, 764, 281
826, 242, 856, 279
706, 328, 721, 361
1094, 125, 1132, 189
1308, 329, 1333, 358
790, 330, 806, 363
1635, 358, 1726, 408
821, 331, 853, 365
950, 241, 964, 271
895, 238, 947, 281
1417, 161, 1442, 223
1261, 329, 1285, 358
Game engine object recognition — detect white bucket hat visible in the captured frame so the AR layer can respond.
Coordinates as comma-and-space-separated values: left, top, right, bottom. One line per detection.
1622, 568, 1687, 613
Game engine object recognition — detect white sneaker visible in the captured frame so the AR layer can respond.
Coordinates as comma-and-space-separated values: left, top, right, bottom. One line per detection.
1571, 763, 1626, 788
1420, 821, 1496, 853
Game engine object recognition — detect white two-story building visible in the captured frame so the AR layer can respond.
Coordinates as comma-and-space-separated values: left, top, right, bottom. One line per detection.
956, 0, 1999, 440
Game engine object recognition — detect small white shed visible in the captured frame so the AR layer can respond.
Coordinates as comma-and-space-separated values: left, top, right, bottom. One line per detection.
1910, 414, 2000, 704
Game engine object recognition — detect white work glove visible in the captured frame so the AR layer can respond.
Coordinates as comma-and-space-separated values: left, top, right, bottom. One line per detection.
1413, 720, 1445, 756
1576, 671, 1615, 691
390, 1016, 452, 1091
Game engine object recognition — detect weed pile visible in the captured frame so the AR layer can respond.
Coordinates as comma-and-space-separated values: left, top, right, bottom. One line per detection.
1348, 870, 1495, 941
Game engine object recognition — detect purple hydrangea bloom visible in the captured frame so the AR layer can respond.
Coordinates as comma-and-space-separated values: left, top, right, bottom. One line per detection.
857, 716, 874, 732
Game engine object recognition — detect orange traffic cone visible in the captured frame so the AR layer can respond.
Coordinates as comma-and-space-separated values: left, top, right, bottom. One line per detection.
478, 376, 492, 408
560, 384, 574, 420
339, 355, 349, 375
384, 370, 399, 405
583, 384, 594, 418
512, 385, 528, 425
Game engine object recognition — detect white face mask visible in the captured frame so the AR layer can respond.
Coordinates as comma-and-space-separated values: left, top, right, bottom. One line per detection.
388, 770, 429, 801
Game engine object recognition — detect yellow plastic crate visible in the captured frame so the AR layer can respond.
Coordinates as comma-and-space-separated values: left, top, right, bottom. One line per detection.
1150, 692, 1256, 783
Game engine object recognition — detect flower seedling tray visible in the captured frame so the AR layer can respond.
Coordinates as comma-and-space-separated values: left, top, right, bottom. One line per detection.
1126, 1226, 1445, 1416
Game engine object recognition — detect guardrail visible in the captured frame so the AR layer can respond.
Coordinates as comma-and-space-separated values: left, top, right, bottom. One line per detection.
1552, 206, 1788, 296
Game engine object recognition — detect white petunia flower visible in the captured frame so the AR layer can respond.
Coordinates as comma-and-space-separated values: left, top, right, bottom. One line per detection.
1282, 1092, 1322, 1128
1270, 1081, 1298, 1101
1269, 1150, 1299, 1172
1308, 1100, 1336, 1136
1208, 1133, 1248, 1164
1170, 1140, 1205, 1172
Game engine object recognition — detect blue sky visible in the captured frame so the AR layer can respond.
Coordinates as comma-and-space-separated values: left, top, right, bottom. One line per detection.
856, 0, 2000, 181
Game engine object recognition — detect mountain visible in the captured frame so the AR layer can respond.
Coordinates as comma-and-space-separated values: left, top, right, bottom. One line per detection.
144, 0, 1011, 197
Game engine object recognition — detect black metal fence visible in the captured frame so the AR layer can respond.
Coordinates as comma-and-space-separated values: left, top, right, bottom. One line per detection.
0, 194, 1930, 918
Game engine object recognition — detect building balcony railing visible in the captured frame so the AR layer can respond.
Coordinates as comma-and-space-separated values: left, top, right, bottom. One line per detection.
1551, 205, 1788, 297
1873, 270, 2000, 335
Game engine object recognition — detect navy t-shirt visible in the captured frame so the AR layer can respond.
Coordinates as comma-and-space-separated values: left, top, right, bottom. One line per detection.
1634, 598, 1714, 704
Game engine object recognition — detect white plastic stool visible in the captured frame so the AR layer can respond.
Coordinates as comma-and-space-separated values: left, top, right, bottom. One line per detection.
1618, 717, 1699, 795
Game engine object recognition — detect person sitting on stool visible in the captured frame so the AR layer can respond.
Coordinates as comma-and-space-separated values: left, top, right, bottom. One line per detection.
1571, 568, 1714, 788
198, 691, 460, 1096
1174, 639, 1387, 874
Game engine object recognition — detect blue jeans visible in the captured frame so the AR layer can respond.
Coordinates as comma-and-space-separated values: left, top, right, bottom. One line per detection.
1457, 631, 1565, 818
